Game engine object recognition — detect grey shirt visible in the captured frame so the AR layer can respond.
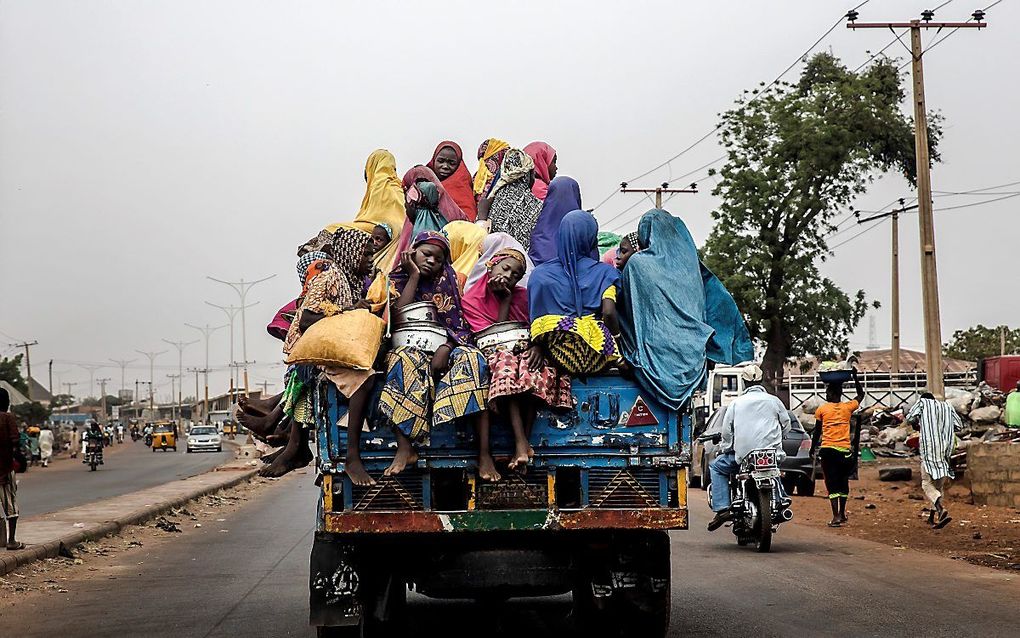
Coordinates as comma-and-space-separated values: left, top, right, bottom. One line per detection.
721, 385, 791, 461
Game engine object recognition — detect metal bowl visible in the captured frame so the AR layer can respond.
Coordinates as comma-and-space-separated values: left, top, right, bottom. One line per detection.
474, 321, 530, 356
391, 321, 448, 354
393, 301, 439, 327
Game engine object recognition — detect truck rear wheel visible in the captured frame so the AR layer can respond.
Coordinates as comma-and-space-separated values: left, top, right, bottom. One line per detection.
316, 625, 361, 638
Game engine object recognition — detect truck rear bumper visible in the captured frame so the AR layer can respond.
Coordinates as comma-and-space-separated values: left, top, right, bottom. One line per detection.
322, 508, 687, 534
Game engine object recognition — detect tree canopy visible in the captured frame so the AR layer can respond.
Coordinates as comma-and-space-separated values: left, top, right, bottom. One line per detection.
0, 355, 28, 394
701, 53, 941, 387
944, 325, 1019, 362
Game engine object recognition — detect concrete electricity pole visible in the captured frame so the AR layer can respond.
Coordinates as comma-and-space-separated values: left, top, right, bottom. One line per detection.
77, 364, 104, 399
619, 182, 697, 208
135, 349, 166, 415
166, 374, 180, 423
856, 200, 919, 374
205, 301, 260, 402
10, 340, 38, 400
108, 358, 137, 395
162, 339, 197, 432
207, 275, 275, 397
187, 367, 210, 423
849, 8, 988, 397
185, 322, 226, 422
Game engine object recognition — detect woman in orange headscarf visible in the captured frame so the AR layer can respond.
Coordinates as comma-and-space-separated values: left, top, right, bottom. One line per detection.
326, 149, 405, 269
428, 141, 478, 221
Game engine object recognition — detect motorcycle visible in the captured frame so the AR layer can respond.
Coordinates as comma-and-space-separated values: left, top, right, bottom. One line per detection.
84, 440, 103, 472
700, 434, 793, 553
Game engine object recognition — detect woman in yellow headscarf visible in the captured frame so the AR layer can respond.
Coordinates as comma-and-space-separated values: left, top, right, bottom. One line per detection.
473, 138, 510, 199
326, 149, 405, 269
444, 220, 487, 293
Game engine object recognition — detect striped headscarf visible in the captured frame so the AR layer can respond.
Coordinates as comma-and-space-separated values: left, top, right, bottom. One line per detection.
297, 251, 331, 285
329, 228, 373, 309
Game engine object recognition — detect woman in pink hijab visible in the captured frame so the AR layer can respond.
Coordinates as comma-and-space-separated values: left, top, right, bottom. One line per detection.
523, 142, 557, 201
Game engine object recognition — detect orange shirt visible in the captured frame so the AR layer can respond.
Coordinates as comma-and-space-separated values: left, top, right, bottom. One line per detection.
814, 400, 859, 450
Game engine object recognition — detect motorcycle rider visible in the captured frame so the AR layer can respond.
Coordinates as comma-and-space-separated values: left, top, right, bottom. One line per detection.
707, 364, 792, 531
84, 421, 105, 465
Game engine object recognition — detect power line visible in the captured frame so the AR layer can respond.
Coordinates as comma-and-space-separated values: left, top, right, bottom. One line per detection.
934, 191, 1020, 212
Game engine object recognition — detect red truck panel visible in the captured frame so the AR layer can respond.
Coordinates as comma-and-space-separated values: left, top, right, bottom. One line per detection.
983, 356, 1020, 392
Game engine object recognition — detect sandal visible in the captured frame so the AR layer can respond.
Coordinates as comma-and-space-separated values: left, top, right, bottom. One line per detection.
6, 541, 26, 550
933, 511, 952, 530
827, 521, 842, 528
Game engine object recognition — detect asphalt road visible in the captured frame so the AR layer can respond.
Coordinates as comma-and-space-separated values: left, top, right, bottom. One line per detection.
16, 439, 233, 517
5, 475, 1020, 637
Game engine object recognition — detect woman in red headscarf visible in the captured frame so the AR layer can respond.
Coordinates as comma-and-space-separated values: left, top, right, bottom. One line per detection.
523, 142, 558, 201
428, 141, 479, 221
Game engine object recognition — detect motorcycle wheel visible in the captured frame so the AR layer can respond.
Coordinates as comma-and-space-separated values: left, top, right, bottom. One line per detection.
754, 488, 773, 553
89, 461, 97, 471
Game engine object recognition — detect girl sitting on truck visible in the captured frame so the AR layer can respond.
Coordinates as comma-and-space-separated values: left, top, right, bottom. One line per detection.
379, 230, 491, 477
462, 248, 573, 479
527, 210, 622, 376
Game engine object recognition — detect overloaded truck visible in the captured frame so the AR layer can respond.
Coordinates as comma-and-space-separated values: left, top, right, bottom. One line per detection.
309, 372, 691, 636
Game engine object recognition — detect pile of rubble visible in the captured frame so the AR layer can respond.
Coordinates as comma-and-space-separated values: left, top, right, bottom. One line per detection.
794, 382, 1019, 461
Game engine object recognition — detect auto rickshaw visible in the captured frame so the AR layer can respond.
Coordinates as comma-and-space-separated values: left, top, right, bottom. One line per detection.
222, 421, 238, 440
150, 423, 177, 452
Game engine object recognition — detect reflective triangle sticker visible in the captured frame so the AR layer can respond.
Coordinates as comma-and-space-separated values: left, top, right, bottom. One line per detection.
625, 395, 659, 426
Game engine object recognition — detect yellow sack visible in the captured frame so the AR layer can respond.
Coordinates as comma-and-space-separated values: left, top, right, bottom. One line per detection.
285, 309, 385, 370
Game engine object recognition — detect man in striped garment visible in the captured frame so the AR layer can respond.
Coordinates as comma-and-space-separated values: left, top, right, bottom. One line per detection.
905, 392, 962, 529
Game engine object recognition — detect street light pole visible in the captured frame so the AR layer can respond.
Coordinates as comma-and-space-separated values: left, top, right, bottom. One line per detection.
162, 339, 197, 432
207, 275, 275, 397
135, 350, 166, 418
108, 358, 137, 396
77, 364, 104, 399
205, 301, 260, 404
185, 322, 227, 423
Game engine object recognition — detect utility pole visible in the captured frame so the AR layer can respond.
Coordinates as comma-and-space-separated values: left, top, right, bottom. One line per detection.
185, 322, 226, 423
62, 382, 77, 415
162, 338, 197, 433
109, 358, 137, 396
135, 349, 166, 416
856, 200, 918, 375
206, 301, 260, 403
619, 182, 698, 209
849, 8, 987, 397
10, 340, 38, 400
97, 378, 111, 425
187, 367, 210, 423
48, 359, 53, 399
257, 379, 274, 396
207, 275, 275, 397
166, 374, 180, 424
1002, 326, 1007, 357
77, 364, 104, 399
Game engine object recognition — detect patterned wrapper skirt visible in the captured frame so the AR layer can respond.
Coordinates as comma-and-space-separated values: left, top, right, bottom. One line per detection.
531, 315, 619, 376
486, 349, 573, 410
379, 345, 489, 443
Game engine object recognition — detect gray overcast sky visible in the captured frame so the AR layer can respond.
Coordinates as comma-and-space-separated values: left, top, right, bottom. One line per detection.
1, 0, 1017, 400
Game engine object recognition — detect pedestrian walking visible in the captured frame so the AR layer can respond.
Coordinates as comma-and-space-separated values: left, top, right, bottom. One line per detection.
39, 426, 54, 467
811, 369, 865, 527
905, 392, 962, 530
69, 426, 80, 459
0, 388, 24, 550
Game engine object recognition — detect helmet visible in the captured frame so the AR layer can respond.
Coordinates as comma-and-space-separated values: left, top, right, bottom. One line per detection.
740, 364, 764, 383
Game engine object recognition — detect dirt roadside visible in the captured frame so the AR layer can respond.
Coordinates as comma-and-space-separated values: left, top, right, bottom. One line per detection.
0, 471, 302, 609
793, 458, 1020, 572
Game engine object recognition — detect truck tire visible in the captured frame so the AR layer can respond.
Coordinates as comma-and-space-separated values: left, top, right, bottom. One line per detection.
316, 626, 361, 638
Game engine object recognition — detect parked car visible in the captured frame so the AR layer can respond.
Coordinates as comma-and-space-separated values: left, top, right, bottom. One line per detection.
186, 426, 222, 453
690, 405, 815, 496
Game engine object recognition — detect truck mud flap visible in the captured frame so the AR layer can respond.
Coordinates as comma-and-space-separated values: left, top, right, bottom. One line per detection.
309, 538, 361, 628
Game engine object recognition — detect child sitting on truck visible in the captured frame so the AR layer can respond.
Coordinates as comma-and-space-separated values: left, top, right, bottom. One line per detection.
379, 230, 491, 478
462, 248, 573, 479
527, 210, 622, 376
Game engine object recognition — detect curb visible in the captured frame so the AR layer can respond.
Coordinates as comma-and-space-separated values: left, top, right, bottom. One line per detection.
0, 466, 259, 577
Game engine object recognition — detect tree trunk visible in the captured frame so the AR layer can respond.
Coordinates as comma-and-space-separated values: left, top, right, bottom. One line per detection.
761, 318, 788, 399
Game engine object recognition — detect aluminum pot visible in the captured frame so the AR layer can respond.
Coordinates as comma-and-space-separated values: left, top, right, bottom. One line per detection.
393, 301, 439, 327
391, 321, 448, 354
474, 321, 530, 356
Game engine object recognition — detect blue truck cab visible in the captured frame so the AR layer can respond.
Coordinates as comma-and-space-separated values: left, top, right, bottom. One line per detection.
310, 371, 691, 637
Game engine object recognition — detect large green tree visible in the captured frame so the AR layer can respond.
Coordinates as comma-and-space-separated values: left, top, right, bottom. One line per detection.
943, 325, 1019, 361
0, 355, 28, 394
702, 53, 941, 388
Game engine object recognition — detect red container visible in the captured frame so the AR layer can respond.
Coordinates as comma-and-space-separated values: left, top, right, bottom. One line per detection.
982, 356, 1020, 393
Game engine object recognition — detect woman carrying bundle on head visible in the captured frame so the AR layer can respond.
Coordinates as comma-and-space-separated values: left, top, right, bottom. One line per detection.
268, 228, 382, 481
528, 210, 623, 376
379, 231, 490, 477
463, 248, 572, 479
477, 149, 543, 251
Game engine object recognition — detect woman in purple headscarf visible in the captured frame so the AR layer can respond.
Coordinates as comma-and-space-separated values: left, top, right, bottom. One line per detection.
527, 176, 582, 266
379, 231, 491, 478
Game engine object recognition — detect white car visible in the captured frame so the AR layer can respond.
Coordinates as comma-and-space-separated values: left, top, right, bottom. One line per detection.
186, 426, 222, 453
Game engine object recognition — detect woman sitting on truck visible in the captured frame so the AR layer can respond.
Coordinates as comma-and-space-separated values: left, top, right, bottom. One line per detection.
379, 230, 490, 477
527, 210, 622, 376
265, 228, 380, 480
463, 248, 572, 479
477, 149, 543, 251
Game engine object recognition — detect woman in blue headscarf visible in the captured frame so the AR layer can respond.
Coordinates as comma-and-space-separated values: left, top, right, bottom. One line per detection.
528, 176, 583, 266
528, 210, 622, 375
618, 209, 754, 411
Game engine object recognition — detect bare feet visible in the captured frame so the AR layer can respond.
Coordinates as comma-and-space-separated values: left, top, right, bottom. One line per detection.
508, 440, 531, 473
239, 391, 284, 416
384, 434, 418, 476
478, 453, 501, 482
259, 442, 312, 478
260, 448, 283, 465
346, 456, 376, 486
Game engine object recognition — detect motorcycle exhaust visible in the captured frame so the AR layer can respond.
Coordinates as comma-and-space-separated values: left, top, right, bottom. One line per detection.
780, 508, 794, 522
